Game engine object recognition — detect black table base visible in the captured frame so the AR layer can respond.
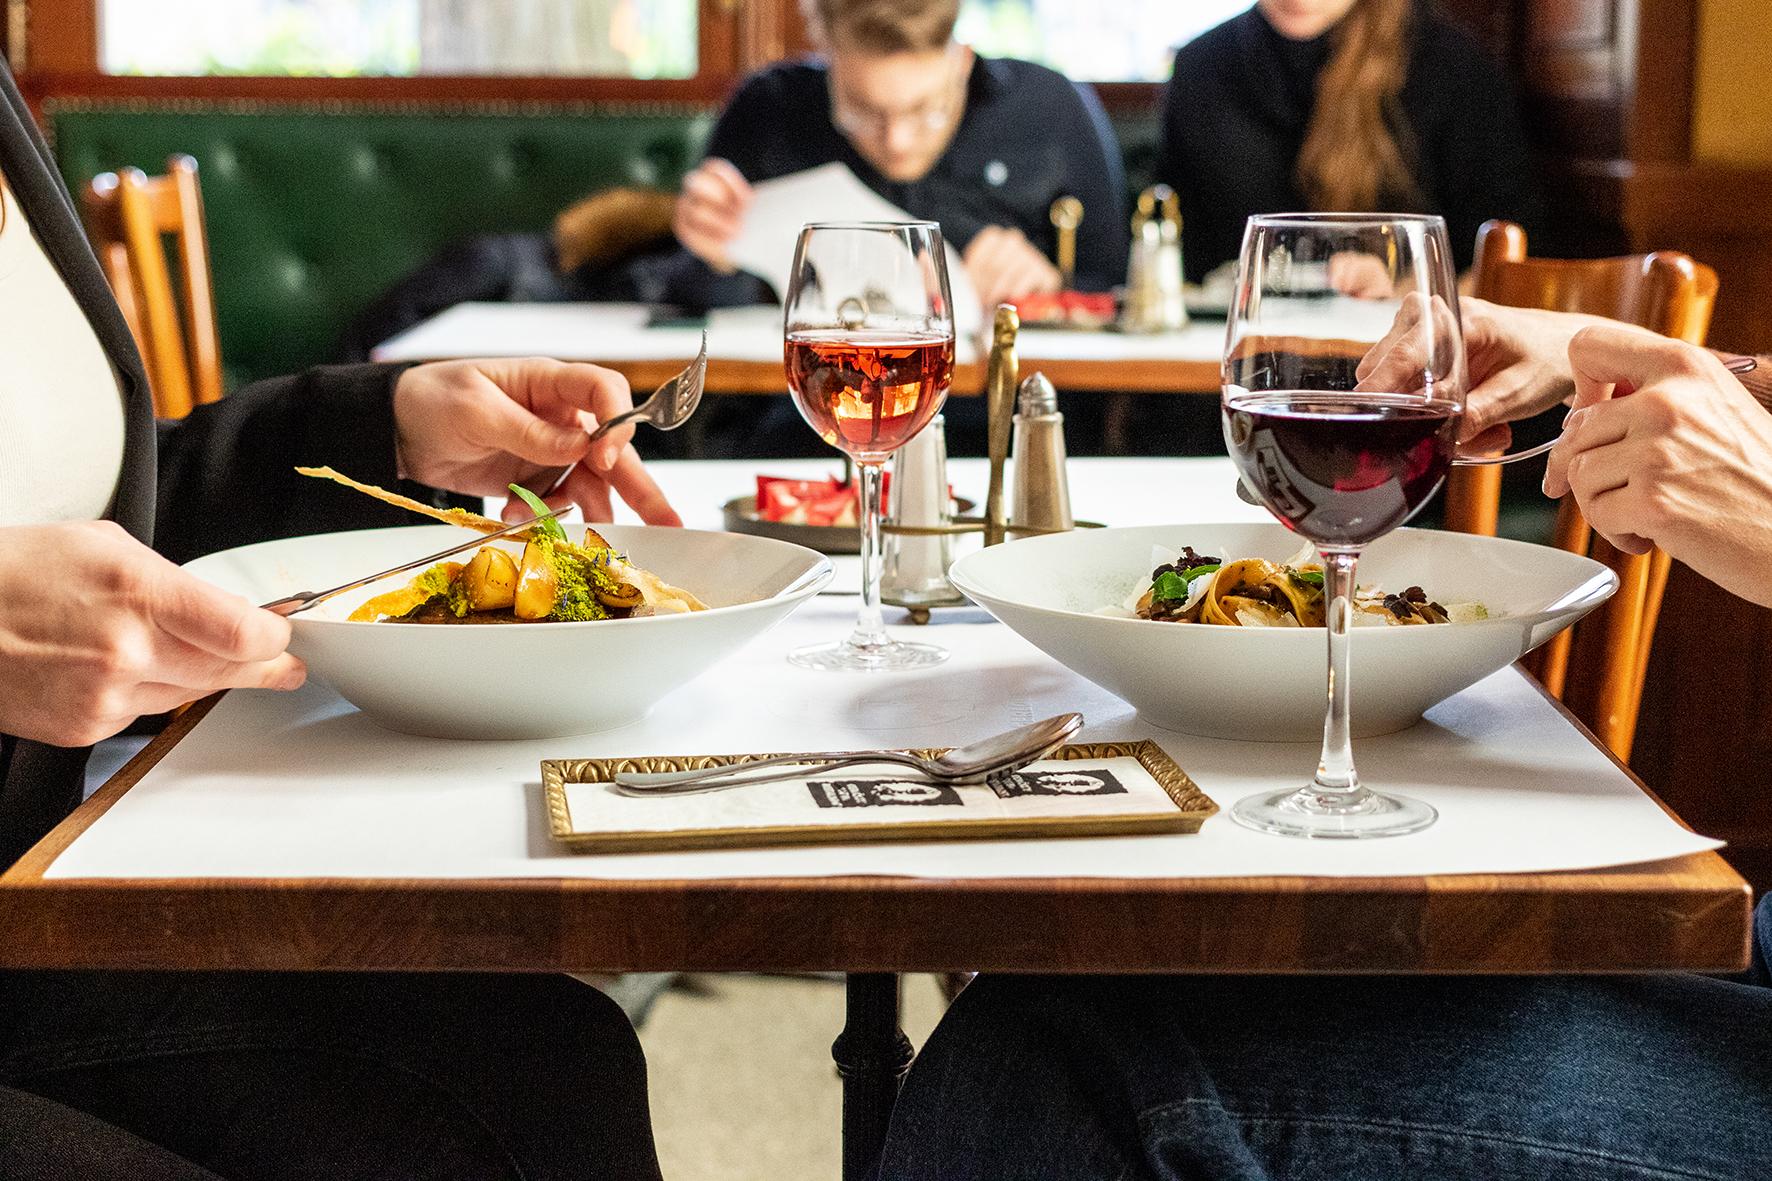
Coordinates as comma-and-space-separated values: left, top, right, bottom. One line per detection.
834, 973, 914, 1181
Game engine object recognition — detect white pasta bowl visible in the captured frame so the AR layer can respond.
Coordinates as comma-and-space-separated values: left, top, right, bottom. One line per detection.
186, 524, 832, 739
948, 522, 1616, 741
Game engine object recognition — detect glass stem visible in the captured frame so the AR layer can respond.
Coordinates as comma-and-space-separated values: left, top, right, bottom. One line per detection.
848, 461, 890, 652
1314, 549, 1362, 797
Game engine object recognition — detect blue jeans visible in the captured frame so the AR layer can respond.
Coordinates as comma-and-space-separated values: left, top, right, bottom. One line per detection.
881, 895, 1772, 1180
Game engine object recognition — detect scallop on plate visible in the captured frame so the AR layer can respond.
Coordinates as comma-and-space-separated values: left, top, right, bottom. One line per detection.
947, 522, 1616, 742
187, 523, 832, 740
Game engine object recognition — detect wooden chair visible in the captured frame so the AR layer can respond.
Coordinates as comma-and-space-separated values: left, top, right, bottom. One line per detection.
1443, 220, 1717, 760
82, 155, 223, 419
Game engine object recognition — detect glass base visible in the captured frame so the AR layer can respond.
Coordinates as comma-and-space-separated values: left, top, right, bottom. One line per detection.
788, 636, 948, 672
1231, 784, 1437, 840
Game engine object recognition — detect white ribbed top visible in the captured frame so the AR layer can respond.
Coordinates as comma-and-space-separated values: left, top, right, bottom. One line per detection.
0, 176, 127, 526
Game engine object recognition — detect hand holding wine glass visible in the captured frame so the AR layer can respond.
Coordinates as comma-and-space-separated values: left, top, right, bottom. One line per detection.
1223, 213, 1466, 838
783, 221, 955, 671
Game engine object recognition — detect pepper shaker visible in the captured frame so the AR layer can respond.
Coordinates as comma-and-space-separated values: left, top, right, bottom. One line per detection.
1009, 372, 1073, 538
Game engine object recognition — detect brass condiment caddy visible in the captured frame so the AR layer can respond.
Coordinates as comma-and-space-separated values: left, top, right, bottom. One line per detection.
880, 304, 1100, 622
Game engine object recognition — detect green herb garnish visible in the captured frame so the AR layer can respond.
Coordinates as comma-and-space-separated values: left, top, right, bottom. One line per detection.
1289, 569, 1325, 589
1151, 571, 1190, 602
507, 483, 566, 542
1152, 563, 1222, 603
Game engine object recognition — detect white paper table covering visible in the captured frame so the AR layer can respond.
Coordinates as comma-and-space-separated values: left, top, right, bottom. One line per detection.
48, 592, 1718, 881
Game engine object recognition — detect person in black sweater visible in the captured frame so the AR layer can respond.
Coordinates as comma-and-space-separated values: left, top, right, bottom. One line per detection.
1157, 0, 1544, 283
0, 61, 670, 1178
668, 0, 1129, 312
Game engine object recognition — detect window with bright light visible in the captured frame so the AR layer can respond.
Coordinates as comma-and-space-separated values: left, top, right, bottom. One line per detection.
99, 0, 699, 78
956, 0, 1253, 82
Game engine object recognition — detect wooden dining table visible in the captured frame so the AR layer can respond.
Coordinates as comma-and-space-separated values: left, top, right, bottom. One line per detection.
0, 458, 1751, 1181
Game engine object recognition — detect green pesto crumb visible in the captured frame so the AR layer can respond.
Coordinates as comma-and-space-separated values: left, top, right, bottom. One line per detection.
533, 536, 608, 622
412, 563, 456, 599
445, 577, 473, 618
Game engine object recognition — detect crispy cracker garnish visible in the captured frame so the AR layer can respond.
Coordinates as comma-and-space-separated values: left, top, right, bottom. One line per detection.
296, 466, 506, 533
297, 465, 620, 552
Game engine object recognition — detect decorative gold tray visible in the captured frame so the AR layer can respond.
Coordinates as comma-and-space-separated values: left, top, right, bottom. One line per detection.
541, 741, 1216, 854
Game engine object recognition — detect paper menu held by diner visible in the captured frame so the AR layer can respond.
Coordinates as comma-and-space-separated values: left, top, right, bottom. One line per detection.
726, 162, 983, 335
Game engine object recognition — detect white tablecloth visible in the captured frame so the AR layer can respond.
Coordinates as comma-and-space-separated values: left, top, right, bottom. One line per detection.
48, 460, 1719, 882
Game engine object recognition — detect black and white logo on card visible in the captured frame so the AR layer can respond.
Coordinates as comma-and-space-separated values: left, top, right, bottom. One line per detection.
807, 780, 964, 808
988, 768, 1128, 798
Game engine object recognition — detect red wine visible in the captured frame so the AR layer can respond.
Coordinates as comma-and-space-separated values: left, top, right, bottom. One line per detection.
1224, 391, 1459, 547
785, 331, 953, 459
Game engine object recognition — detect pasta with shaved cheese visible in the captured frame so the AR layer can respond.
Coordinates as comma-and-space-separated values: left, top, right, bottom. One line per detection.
1105, 544, 1485, 628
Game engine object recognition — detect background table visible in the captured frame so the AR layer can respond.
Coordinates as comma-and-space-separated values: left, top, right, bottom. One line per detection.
372, 302, 1226, 395
0, 459, 1751, 1180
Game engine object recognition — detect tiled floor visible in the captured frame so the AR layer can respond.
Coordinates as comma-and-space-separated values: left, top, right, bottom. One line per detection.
638, 974, 950, 1181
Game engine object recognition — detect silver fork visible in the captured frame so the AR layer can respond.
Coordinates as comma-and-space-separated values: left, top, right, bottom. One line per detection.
524, 329, 708, 498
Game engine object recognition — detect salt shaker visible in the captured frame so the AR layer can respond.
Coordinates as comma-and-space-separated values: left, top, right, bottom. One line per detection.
1009, 372, 1073, 537
881, 415, 958, 607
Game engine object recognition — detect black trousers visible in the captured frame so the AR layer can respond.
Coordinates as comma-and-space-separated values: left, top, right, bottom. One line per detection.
0, 970, 661, 1180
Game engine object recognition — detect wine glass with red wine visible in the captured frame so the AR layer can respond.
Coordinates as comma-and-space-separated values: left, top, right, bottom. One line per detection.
1222, 213, 1467, 838
783, 221, 955, 671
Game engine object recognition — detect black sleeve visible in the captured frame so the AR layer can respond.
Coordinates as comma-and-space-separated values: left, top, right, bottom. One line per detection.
700, 74, 778, 181
152, 362, 458, 566
1415, 30, 1546, 270
1153, 48, 1189, 195
650, 248, 775, 310
1063, 81, 1131, 293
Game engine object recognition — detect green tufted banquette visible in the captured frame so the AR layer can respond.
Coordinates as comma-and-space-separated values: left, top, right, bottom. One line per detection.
50, 100, 716, 389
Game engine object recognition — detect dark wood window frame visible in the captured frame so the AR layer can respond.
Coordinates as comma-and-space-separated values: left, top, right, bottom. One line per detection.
10, 0, 795, 105
9, 0, 1160, 113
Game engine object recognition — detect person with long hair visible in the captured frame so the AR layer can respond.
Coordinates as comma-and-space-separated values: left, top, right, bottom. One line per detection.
1158, 0, 1543, 282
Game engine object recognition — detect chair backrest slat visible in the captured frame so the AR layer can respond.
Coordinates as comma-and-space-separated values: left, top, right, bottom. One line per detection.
81, 155, 223, 419
1448, 219, 1718, 760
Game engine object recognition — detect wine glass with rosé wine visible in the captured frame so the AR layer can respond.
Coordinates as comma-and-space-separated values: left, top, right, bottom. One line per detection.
783, 221, 956, 671
1222, 213, 1468, 838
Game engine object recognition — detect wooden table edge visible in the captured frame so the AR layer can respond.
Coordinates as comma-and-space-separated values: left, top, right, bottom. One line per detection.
506, 357, 1225, 396
0, 683, 1751, 976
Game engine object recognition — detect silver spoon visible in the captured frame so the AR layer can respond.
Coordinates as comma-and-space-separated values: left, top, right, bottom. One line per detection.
521, 329, 708, 499
1234, 355, 1761, 505
609, 712, 1084, 797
